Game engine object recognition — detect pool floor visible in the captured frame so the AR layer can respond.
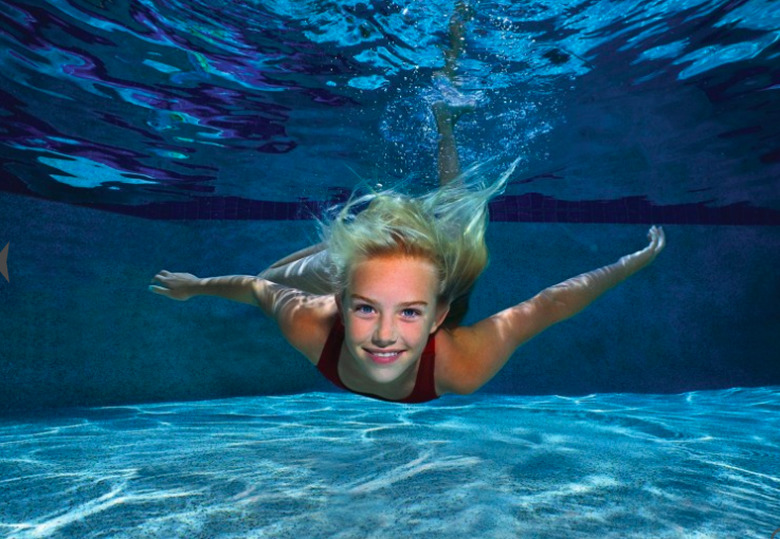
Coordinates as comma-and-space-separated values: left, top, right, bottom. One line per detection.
1, 389, 778, 538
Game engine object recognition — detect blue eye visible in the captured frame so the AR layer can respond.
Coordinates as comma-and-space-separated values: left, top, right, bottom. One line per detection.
401, 308, 422, 318
355, 304, 375, 315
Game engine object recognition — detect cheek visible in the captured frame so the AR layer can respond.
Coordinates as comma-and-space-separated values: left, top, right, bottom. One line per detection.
399, 323, 429, 347
345, 317, 372, 340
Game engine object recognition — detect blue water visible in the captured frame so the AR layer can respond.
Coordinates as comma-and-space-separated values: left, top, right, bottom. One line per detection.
1, 1, 779, 537
1, 0, 778, 215
2, 389, 779, 538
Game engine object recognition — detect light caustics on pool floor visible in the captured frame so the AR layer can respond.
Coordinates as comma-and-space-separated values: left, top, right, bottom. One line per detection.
1, 388, 778, 538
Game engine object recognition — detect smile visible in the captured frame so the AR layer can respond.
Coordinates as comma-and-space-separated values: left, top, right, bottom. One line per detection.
365, 349, 403, 365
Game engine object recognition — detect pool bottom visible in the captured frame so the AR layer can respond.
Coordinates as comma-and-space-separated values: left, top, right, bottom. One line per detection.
1, 388, 778, 538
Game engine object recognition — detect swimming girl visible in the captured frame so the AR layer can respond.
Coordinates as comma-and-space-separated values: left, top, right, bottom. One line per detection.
150, 5, 665, 403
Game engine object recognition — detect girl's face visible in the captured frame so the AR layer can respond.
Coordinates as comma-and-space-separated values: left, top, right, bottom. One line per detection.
340, 254, 449, 385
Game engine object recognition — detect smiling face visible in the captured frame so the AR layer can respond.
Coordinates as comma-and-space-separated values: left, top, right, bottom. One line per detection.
339, 254, 449, 387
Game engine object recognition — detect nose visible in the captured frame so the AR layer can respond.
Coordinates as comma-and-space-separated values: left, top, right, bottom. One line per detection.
372, 315, 397, 347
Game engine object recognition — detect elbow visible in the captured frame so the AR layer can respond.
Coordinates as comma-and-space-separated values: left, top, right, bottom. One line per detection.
535, 290, 575, 324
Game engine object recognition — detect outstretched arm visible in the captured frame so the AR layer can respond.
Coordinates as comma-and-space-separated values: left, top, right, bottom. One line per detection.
439, 227, 666, 394
149, 271, 336, 363
530, 226, 665, 324
150, 271, 261, 304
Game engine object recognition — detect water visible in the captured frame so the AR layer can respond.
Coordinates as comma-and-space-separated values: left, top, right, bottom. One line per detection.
1, 0, 778, 219
2, 389, 778, 538
1, 1, 778, 537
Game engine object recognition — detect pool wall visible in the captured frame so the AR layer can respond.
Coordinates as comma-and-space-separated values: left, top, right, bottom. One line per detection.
0, 190, 778, 413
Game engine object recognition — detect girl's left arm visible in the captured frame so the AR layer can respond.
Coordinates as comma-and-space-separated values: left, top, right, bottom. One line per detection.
440, 227, 665, 394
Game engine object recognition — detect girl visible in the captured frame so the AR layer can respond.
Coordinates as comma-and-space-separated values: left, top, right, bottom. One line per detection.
150, 7, 665, 403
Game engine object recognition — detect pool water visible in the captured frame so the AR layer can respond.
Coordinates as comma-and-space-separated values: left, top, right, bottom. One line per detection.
1, 0, 778, 216
2, 388, 779, 538
1, 0, 779, 537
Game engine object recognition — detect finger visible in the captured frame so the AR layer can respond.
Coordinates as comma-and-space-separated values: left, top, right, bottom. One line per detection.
656, 227, 666, 251
648, 225, 660, 243
151, 270, 169, 283
148, 284, 170, 296
646, 227, 656, 248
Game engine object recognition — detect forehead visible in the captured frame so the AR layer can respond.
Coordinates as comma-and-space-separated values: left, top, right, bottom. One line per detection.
347, 254, 439, 299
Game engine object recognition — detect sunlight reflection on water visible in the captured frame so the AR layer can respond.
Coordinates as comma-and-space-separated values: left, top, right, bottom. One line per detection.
1, 388, 778, 538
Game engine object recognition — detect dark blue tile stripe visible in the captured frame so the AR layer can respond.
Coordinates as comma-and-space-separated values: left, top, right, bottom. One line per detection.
87, 193, 780, 225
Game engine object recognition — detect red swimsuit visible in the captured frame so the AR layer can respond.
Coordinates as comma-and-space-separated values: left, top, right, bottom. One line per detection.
316, 318, 440, 403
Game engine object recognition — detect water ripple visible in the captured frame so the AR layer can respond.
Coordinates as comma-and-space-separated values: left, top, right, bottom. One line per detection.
0, 389, 778, 538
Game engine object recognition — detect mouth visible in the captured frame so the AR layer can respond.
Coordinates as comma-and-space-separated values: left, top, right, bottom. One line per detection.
364, 349, 404, 365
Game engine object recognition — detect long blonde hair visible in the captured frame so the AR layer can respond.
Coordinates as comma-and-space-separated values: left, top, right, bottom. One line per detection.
320, 160, 520, 326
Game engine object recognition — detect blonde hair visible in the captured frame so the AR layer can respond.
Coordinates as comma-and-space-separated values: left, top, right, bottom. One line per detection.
320, 160, 520, 326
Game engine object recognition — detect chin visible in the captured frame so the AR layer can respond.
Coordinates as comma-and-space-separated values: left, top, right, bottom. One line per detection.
363, 365, 402, 384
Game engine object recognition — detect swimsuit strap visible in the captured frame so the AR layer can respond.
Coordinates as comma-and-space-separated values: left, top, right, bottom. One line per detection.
316, 318, 439, 403
316, 318, 349, 392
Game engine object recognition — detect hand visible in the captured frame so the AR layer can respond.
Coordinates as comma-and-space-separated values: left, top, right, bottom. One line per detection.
149, 270, 201, 301
618, 226, 666, 275
642, 225, 666, 262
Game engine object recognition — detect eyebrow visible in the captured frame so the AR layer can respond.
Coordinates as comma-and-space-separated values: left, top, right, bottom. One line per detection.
349, 294, 429, 308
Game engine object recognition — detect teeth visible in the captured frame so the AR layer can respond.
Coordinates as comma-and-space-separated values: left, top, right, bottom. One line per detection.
373, 352, 398, 357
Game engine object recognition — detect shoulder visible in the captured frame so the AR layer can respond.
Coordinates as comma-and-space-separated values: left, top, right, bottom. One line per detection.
433, 327, 482, 396
433, 316, 525, 396
432, 293, 570, 397
275, 293, 339, 366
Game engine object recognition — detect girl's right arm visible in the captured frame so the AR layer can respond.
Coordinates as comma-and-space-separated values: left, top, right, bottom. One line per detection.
149, 271, 336, 363
150, 271, 261, 304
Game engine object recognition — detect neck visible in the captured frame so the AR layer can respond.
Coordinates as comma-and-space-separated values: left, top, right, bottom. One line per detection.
339, 349, 421, 400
